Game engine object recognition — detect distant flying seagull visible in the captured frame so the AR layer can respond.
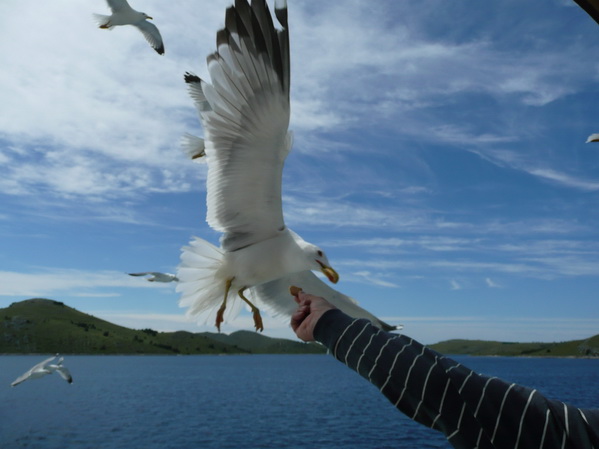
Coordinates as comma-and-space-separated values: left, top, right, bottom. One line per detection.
11, 355, 73, 387
176, 0, 396, 333
586, 133, 599, 143
94, 0, 165, 55
128, 272, 179, 282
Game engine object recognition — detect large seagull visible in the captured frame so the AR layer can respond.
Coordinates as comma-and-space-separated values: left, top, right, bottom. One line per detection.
177, 0, 396, 333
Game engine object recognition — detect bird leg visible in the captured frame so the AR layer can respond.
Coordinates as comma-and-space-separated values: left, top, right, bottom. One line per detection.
238, 287, 264, 332
216, 278, 234, 332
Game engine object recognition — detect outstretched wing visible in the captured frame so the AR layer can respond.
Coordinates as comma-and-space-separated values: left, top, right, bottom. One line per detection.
10, 355, 56, 387
10, 371, 31, 387
106, 0, 133, 14
185, 0, 291, 252
55, 366, 73, 384
249, 272, 399, 331
134, 20, 165, 55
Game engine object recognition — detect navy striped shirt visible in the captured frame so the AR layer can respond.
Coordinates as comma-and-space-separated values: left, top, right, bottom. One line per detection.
314, 310, 599, 449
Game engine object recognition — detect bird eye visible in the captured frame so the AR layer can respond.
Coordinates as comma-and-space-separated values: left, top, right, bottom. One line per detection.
317, 250, 323, 257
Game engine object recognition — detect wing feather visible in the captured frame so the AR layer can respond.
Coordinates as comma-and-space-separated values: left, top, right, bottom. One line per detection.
134, 20, 164, 55
187, 0, 290, 251
56, 366, 73, 383
249, 272, 399, 331
106, 0, 132, 14
10, 355, 56, 387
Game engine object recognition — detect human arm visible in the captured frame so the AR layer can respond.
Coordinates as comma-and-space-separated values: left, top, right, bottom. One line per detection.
291, 292, 599, 449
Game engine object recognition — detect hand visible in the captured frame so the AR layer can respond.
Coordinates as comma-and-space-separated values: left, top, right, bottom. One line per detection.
290, 291, 336, 342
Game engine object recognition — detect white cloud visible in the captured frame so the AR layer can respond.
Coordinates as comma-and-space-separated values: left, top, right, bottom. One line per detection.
467, 147, 599, 192
350, 271, 400, 288
2, 0, 595, 204
526, 168, 599, 191
0, 1, 218, 201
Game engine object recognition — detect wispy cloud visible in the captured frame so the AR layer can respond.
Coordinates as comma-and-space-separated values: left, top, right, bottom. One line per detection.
2, 1, 596, 204
467, 147, 599, 192
349, 271, 400, 288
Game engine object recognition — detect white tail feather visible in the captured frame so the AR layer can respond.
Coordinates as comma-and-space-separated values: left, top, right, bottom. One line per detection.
176, 237, 242, 326
92, 13, 112, 28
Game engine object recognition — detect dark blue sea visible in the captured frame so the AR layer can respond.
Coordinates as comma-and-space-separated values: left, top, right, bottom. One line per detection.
1, 354, 598, 448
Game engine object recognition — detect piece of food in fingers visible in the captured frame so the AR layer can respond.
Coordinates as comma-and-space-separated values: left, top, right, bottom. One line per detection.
289, 285, 302, 296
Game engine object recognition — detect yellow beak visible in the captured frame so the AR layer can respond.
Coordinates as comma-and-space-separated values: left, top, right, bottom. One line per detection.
147, 16, 154, 20
318, 261, 339, 284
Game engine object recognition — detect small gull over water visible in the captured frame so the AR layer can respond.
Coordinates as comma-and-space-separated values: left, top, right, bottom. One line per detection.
11, 354, 73, 387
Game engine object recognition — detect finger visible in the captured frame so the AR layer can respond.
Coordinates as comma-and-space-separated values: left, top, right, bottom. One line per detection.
290, 308, 308, 331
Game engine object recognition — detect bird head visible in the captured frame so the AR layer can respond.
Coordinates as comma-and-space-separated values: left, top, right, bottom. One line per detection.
291, 230, 340, 284
310, 246, 339, 284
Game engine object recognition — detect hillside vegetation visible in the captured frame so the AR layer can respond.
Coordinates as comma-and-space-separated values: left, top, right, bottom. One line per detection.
430, 336, 599, 357
2, 298, 595, 357
0, 298, 324, 355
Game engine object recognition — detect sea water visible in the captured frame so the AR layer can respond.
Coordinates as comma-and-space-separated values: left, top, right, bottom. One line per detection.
0, 354, 597, 449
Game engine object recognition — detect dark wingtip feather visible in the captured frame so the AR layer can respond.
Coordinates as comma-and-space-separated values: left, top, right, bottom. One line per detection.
184, 72, 202, 84
154, 44, 165, 55
216, 29, 228, 48
225, 6, 240, 37
274, 0, 288, 28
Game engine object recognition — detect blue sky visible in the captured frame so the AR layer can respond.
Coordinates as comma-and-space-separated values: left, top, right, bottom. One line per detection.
1, 0, 598, 344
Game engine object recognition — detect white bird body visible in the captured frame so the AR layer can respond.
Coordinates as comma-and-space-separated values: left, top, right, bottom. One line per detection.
177, 0, 396, 332
94, 0, 164, 55
11, 355, 73, 387
219, 230, 318, 286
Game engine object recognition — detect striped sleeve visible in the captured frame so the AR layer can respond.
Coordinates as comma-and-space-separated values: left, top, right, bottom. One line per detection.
313, 310, 599, 449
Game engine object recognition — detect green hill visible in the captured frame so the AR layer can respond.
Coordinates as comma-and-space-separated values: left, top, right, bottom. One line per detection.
200, 330, 325, 354
3, 298, 594, 357
430, 336, 599, 357
0, 298, 324, 355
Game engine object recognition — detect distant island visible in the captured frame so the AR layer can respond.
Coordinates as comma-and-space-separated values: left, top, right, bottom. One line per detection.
0, 298, 325, 355
1, 298, 597, 357
430, 337, 599, 358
